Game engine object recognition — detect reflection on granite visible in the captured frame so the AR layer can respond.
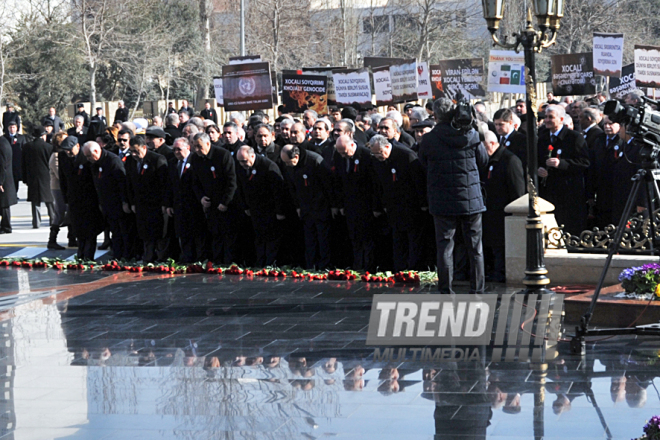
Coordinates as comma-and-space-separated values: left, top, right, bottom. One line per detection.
0, 269, 657, 439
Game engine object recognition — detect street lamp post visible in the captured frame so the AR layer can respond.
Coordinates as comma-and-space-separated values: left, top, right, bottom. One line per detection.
481, 0, 564, 294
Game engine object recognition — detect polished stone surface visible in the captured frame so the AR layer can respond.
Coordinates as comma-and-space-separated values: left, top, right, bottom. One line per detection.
0, 268, 657, 439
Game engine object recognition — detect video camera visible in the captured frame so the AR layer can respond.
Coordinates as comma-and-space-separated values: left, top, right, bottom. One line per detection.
604, 96, 660, 163
451, 93, 478, 134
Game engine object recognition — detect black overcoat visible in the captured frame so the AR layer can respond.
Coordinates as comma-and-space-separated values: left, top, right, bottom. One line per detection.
0, 137, 17, 208
89, 149, 128, 220
236, 155, 285, 238
480, 146, 525, 247
126, 151, 168, 241
282, 149, 333, 221
59, 152, 105, 238
21, 138, 54, 203
164, 156, 206, 239
372, 144, 427, 230
537, 126, 590, 235
332, 146, 376, 238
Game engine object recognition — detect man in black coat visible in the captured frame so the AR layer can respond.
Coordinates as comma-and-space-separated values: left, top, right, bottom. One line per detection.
125, 136, 169, 263
537, 105, 590, 236
146, 126, 174, 161
494, 108, 527, 169
67, 116, 88, 145
579, 107, 604, 150
253, 124, 278, 162
164, 137, 207, 263
281, 144, 334, 269
22, 128, 55, 229
341, 106, 368, 147
114, 101, 129, 124
418, 98, 488, 294
42, 107, 65, 133
377, 117, 410, 151
199, 101, 217, 125
221, 122, 246, 156
86, 142, 133, 260
191, 132, 238, 264
75, 103, 91, 127
0, 136, 17, 233
2, 104, 21, 135
370, 134, 428, 272
236, 145, 286, 267
90, 107, 107, 138
479, 131, 525, 283
4, 121, 25, 193
179, 100, 194, 118
164, 113, 182, 146
59, 137, 105, 260
586, 116, 625, 229
302, 119, 333, 155
332, 135, 376, 271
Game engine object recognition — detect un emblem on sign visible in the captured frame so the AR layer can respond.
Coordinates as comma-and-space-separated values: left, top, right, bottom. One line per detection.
239, 77, 256, 96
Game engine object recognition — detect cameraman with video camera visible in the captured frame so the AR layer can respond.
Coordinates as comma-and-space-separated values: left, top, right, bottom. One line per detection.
418, 97, 488, 295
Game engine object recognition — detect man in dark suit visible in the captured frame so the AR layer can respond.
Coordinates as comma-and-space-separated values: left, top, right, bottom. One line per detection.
199, 101, 217, 125
586, 116, 625, 228
59, 137, 105, 260
90, 107, 108, 137
146, 126, 174, 161
75, 103, 91, 127
125, 136, 169, 263
164, 113, 182, 146
2, 103, 21, 135
67, 115, 89, 145
236, 145, 286, 267
179, 100, 194, 118
377, 117, 411, 150
494, 108, 528, 169
86, 141, 133, 260
22, 128, 55, 229
42, 107, 65, 133
281, 144, 334, 270
579, 107, 604, 150
514, 99, 528, 134
371, 135, 428, 272
341, 106, 368, 147
114, 100, 129, 123
191, 132, 237, 264
538, 105, 590, 235
4, 121, 25, 193
479, 131, 525, 282
0, 136, 17, 233
302, 119, 333, 155
164, 137, 207, 263
332, 135, 376, 271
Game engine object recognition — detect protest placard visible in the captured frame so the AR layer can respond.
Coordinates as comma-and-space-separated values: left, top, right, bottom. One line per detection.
281, 73, 328, 113
222, 62, 273, 111
551, 53, 596, 96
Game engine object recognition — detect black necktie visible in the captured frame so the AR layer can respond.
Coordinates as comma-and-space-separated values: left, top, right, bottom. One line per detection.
178, 160, 184, 176
500, 136, 506, 146
550, 134, 557, 144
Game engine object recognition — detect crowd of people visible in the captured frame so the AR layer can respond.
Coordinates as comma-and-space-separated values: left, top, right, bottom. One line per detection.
0, 89, 646, 288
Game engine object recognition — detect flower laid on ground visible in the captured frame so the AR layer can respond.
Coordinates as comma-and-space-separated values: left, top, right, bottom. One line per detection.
0, 257, 437, 286
618, 263, 660, 299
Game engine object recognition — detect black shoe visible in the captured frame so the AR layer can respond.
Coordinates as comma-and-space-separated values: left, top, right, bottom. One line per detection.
48, 242, 66, 250
98, 241, 111, 250
1, 228, 11, 234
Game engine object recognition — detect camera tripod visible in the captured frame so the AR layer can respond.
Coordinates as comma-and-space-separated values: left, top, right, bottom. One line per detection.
570, 164, 660, 355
